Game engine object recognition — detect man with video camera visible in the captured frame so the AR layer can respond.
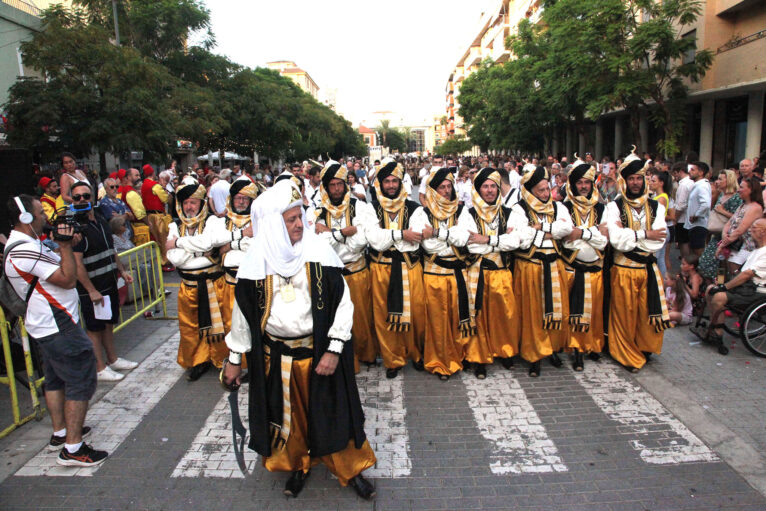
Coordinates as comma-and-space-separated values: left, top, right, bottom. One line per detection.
4, 194, 109, 466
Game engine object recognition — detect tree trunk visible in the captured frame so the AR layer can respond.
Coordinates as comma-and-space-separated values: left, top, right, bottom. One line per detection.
99, 152, 107, 180
629, 106, 642, 152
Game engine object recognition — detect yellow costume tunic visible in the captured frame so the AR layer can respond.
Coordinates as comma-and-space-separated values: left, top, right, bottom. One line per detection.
510, 199, 574, 363
167, 221, 229, 368
121, 188, 151, 246
605, 197, 669, 369
458, 205, 519, 364
316, 197, 379, 365
142, 181, 172, 265
562, 202, 608, 354
173, 216, 250, 333
367, 205, 427, 369
417, 197, 473, 376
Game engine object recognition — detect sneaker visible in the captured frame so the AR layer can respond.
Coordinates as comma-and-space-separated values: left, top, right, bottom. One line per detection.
110, 357, 138, 371
48, 426, 91, 451
57, 443, 108, 467
97, 366, 124, 382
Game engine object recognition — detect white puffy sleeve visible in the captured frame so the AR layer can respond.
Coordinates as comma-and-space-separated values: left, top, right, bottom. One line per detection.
548, 203, 574, 240
606, 201, 666, 253
326, 278, 354, 355
225, 300, 251, 364
166, 223, 197, 267
509, 204, 539, 250
637, 203, 667, 253
347, 201, 376, 252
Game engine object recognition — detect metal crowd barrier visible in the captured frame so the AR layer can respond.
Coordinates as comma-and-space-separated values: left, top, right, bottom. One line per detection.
0, 309, 45, 439
0, 240, 175, 438
114, 241, 175, 332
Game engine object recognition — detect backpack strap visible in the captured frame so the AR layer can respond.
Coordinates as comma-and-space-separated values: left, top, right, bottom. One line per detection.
4, 240, 39, 303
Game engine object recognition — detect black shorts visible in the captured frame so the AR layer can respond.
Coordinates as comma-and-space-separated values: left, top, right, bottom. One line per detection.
666, 225, 676, 243
676, 225, 689, 244
726, 281, 766, 310
79, 289, 120, 332
34, 323, 97, 402
689, 226, 708, 250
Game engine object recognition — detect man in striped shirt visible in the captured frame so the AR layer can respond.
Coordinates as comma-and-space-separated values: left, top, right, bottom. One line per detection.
4, 194, 108, 466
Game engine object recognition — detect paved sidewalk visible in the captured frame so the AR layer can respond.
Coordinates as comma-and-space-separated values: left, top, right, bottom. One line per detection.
1, 271, 766, 509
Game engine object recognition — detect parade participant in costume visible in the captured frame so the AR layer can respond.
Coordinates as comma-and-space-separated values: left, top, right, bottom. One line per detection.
140, 164, 173, 271
221, 180, 376, 500
458, 167, 520, 379
314, 160, 379, 365
605, 147, 670, 372
39, 177, 59, 223
171, 176, 258, 336
166, 177, 228, 381
562, 158, 608, 370
417, 167, 473, 380
118, 168, 151, 246
510, 164, 574, 378
275, 171, 318, 231
366, 157, 427, 378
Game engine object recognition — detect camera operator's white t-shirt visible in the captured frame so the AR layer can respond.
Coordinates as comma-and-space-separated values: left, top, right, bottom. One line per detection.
4, 231, 80, 338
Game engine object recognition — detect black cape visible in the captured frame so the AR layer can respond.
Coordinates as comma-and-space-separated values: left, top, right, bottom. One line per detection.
236, 262, 367, 458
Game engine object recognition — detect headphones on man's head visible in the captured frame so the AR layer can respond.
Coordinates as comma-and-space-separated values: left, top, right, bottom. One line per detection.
14, 197, 33, 225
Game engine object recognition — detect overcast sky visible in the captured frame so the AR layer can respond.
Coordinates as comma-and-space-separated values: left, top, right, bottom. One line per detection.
206, 0, 489, 127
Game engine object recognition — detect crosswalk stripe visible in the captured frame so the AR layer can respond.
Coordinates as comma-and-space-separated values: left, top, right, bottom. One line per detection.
461, 371, 568, 474
356, 366, 412, 478
574, 364, 719, 464
172, 389, 258, 479
16, 334, 184, 477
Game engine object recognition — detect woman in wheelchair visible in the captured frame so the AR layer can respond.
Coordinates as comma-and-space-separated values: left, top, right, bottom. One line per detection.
692, 218, 766, 343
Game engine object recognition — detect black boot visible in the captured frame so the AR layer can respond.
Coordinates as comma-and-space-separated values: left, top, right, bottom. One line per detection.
528, 361, 541, 377
572, 349, 584, 372
412, 359, 425, 371
348, 474, 376, 500
186, 362, 210, 381
549, 352, 563, 368
587, 352, 601, 362
385, 368, 399, 379
284, 469, 310, 498
500, 357, 514, 370
474, 363, 486, 379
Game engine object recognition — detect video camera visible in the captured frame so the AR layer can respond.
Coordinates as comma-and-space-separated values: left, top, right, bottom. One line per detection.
44, 203, 91, 241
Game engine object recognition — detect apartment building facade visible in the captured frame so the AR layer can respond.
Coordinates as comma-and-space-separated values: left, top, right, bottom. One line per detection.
449, 0, 766, 167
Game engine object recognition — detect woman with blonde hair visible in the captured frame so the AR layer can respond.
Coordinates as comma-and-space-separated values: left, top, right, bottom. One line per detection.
698, 170, 741, 281
716, 176, 763, 276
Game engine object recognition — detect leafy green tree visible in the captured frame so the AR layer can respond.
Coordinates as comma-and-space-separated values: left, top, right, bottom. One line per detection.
4, 6, 190, 164
438, 135, 473, 156
377, 119, 391, 147
460, 0, 712, 158
73, 0, 214, 61
378, 128, 408, 153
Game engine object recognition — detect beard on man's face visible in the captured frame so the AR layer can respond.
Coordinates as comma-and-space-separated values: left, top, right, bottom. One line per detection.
382, 183, 401, 199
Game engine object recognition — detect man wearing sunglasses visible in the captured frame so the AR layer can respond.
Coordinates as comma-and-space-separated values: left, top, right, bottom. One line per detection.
96, 178, 133, 240
71, 182, 137, 382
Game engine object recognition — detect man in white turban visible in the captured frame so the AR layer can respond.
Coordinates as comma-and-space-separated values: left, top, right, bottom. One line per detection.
222, 180, 376, 500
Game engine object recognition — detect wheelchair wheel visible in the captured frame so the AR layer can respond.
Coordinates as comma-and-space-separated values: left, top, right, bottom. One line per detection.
739, 299, 766, 358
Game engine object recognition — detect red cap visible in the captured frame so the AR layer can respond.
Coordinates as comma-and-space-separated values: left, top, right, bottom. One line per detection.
109, 172, 118, 180
117, 168, 127, 180
38, 177, 52, 189
142, 164, 154, 177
